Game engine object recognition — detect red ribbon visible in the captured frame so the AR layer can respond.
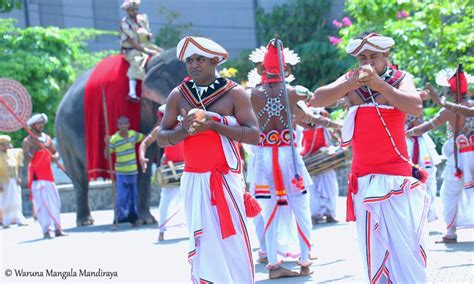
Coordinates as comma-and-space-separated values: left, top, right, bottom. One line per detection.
346, 173, 359, 222
210, 165, 236, 239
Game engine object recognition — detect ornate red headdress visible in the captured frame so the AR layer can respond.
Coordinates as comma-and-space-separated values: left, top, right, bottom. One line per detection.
248, 40, 300, 86
448, 65, 468, 96
261, 40, 286, 84
436, 66, 473, 97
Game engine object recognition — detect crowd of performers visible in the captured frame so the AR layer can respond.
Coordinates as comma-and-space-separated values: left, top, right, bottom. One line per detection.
148, 32, 472, 283
1, 0, 473, 283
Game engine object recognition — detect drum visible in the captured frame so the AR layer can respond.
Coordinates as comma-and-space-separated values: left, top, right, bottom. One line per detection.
156, 160, 184, 188
303, 146, 351, 175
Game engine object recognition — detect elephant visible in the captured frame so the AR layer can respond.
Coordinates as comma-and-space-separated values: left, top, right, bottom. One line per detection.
55, 48, 187, 226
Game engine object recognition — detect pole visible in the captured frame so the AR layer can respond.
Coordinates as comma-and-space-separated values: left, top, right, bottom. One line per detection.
453, 64, 462, 174
101, 85, 119, 228
23, 0, 30, 27
274, 36, 300, 180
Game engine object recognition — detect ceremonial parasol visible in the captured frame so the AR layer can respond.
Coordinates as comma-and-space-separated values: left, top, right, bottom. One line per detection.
0, 78, 32, 132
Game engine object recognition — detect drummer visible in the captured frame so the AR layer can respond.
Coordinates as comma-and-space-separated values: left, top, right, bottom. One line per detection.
299, 108, 342, 224
247, 39, 340, 279
138, 105, 185, 241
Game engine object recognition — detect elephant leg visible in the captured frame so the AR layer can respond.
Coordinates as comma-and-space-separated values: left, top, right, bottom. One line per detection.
137, 147, 157, 224
73, 170, 94, 227
61, 147, 94, 226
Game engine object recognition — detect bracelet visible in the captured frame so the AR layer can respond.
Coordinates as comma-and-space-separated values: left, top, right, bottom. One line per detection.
238, 127, 245, 143
166, 131, 176, 146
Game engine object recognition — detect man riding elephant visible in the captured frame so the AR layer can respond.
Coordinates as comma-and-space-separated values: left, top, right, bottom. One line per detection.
120, 0, 163, 101
56, 49, 187, 226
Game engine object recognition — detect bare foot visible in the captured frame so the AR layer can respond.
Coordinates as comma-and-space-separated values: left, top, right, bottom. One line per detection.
269, 267, 299, 279
300, 266, 313, 276
257, 256, 268, 264
435, 236, 457, 243
158, 232, 164, 241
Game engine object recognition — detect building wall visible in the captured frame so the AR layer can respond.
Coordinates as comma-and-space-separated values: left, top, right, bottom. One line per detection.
1, 0, 345, 57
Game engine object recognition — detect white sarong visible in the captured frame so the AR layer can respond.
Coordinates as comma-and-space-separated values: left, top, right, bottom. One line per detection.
158, 185, 185, 232
406, 134, 443, 222
249, 144, 313, 266
440, 138, 474, 233
31, 180, 62, 234
183, 113, 254, 283
353, 175, 429, 283
1, 178, 27, 226
309, 169, 339, 218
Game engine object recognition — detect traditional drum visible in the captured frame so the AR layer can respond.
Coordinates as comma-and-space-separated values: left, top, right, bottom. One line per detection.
156, 160, 184, 188
303, 146, 351, 175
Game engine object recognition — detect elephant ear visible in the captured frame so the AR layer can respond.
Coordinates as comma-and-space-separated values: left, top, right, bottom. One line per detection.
143, 50, 187, 104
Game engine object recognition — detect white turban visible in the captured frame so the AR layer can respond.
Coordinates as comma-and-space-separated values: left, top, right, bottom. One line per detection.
177, 36, 229, 65
0, 135, 11, 143
346, 33, 395, 57
121, 0, 140, 10
26, 113, 48, 126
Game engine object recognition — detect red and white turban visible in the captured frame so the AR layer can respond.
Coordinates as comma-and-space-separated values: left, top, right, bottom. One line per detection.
346, 33, 395, 57
121, 0, 140, 10
176, 36, 229, 65
26, 113, 47, 127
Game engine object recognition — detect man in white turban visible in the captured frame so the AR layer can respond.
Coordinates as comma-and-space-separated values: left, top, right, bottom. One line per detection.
312, 31, 428, 282
157, 36, 259, 283
22, 113, 67, 239
120, 0, 162, 101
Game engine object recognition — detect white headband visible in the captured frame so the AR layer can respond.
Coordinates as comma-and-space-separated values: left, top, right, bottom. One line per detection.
346, 33, 394, 57
26, 113, 48, 126
177, 36, 229, 65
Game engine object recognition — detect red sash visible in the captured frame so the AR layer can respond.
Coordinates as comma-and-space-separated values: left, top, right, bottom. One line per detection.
28, 149, 55, 189
346, 107, 411, 221
183, 129, 236, 239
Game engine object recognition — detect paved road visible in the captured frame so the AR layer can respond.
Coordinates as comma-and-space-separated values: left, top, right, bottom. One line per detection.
1, 197, 473, 283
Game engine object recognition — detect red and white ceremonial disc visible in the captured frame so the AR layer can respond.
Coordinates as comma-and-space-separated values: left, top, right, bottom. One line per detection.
0, 78, 32, 132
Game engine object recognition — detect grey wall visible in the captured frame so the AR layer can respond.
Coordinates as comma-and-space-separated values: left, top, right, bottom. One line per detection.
1, 0, 345, 57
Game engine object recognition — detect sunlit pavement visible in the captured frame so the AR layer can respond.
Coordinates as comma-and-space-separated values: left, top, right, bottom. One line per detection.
1, 197, 473, 283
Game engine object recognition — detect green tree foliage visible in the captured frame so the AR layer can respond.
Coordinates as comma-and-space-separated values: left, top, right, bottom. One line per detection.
154, 6, 191, 49
223, 0, 353, 89
0, 19, 115, 145
0, 0, 22, 13
339, 0, 473, 86
337, 0, 473, 151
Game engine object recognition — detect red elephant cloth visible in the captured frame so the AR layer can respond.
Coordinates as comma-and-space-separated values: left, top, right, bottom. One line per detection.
84, 54, 142, 180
